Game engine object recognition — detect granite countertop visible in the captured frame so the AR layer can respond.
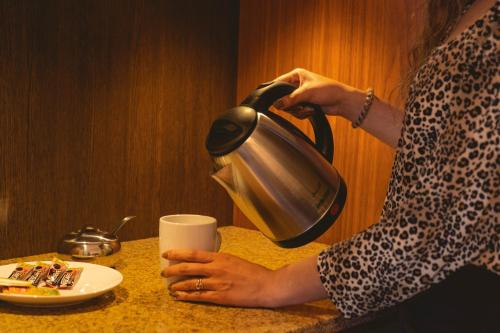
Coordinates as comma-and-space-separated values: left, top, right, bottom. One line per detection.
0, 226, 365, 333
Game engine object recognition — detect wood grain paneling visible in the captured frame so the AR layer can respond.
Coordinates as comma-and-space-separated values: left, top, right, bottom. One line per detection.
0, 0, 238, 259
235, 0, 421, 245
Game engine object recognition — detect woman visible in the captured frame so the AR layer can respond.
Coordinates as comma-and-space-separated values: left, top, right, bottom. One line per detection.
162, 0, 498, 331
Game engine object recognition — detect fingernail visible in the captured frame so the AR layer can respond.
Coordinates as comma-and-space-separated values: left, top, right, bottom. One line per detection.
162, 251, 169, 259
172, 291, 186, 300
169, 291, 179, 299
273, 99, 284, 109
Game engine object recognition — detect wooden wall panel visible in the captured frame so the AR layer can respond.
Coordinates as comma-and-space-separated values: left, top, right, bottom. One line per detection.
235, 0, 421, 245
0, 0, 238, 259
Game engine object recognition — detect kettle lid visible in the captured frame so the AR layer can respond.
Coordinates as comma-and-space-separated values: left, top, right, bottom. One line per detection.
206, 106, 257, 156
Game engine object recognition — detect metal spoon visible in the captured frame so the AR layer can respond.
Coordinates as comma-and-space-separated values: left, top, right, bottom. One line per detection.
111, 216, 136, 237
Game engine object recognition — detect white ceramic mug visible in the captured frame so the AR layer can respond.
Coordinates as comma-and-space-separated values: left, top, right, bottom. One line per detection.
159, 214, 221, 287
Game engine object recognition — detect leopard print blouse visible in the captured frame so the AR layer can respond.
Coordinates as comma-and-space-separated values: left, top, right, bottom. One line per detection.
317, 1, 499, 318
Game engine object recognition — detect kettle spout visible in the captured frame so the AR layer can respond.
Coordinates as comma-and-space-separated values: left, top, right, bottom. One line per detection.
211, 164, 236, 195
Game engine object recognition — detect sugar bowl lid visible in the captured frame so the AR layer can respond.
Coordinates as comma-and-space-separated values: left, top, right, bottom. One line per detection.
61, 225, 117, 244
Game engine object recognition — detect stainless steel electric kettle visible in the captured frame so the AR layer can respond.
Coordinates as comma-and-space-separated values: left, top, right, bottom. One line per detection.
205, 81, 347, 248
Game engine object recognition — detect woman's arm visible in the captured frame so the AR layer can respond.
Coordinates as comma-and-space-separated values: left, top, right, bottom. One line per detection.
273, 68, 404, 148
270, 255, 328, 306
163, 250, 327, 307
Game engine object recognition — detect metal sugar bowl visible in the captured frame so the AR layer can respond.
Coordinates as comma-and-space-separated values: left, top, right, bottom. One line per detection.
57, 216, 135, 267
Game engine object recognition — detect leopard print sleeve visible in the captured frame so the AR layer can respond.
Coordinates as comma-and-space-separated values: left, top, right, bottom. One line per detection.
317, 2, 499, 318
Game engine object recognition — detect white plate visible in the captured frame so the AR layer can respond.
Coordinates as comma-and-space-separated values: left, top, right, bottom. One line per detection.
0, 261, 123, 307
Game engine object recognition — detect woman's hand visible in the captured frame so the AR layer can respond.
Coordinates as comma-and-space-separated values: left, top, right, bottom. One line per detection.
161, 250, 328, 308
162, 250, 279, 307
273, 68, 404, 147
272, 68, 366, 120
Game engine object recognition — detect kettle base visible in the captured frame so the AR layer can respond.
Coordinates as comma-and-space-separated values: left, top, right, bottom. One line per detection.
273, 177, 347, 248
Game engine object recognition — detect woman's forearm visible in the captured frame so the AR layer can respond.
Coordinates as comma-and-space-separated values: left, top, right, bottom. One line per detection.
340, 88, 404, 148
265, 255, 328, 307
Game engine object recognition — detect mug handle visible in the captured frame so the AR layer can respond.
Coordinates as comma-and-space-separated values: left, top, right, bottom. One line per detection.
214, 231, 222, 252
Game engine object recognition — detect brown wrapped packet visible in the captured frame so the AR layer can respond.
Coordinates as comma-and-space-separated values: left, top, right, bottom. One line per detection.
8, 263, 34, 280
26, 262, 51, 286
58, 267, 83, 289
43, 258, 68, 288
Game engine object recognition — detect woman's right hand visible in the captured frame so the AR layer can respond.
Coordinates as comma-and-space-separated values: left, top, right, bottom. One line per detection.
272, 68, 366, 121
273, 68, 404, 147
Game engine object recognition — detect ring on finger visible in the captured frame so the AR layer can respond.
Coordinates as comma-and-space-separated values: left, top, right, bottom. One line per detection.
195, 278, 203, 291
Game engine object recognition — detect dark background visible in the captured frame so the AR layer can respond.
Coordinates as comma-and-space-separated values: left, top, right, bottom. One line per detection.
0, 0, 238, 259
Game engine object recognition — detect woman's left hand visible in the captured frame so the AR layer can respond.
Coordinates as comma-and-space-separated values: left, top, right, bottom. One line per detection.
161, 249, 279, 307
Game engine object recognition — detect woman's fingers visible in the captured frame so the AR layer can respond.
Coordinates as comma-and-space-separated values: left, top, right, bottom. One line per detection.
273, 70, 300, 85
272, 69, 319, 112
169, 278, 208, 292
169, 278, 230, 292
284, 105, 315, 119
162, 262, 211, 278
163, 249, 216, 263
169, 278, 230, 305
273, 86, 312, 111
273, 68, 309, 85
161, 250, 220, 280
171, 290, 221, 304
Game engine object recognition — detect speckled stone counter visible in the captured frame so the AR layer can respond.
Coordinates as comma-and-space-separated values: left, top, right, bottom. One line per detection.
0, 226, 365, 333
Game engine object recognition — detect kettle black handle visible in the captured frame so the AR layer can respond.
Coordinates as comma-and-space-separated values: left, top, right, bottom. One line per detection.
240, 81, 334, 163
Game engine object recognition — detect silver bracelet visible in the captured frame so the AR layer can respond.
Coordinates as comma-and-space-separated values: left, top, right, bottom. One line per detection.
352, 88, 375, 128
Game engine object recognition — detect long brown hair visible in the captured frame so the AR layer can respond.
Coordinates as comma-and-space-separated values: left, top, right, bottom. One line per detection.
405, 0, 474, 93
